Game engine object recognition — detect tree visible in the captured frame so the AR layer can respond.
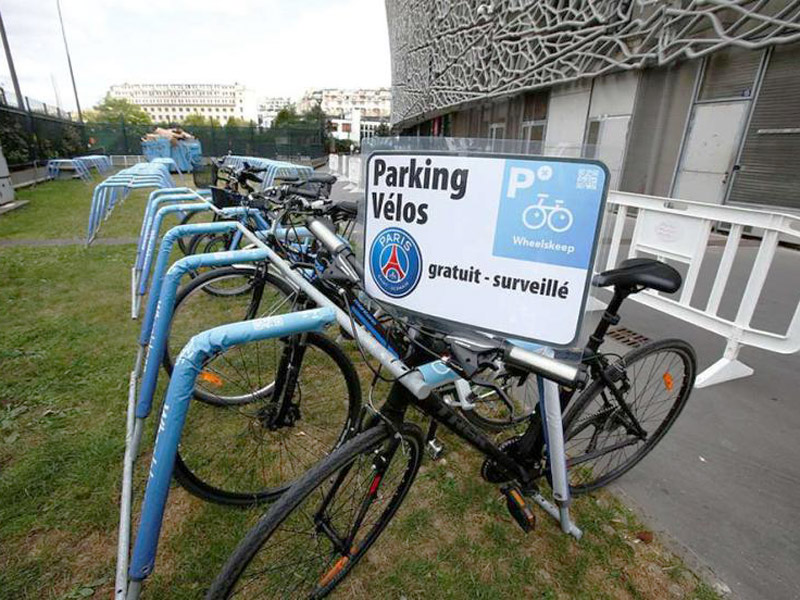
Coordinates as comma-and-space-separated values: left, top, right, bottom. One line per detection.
225, 116, 247, 128
272, 106, 300, 129
182, 113, 208, 126
333, 138, 354, 154
375, 123, 391, 137
301, 103, 327, 129
85, 94, 152, 125
0, 112, 31, 164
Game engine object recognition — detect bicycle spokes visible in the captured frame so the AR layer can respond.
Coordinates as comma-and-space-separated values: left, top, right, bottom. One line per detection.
565, 345, 692, 491
226, 435, 415, 598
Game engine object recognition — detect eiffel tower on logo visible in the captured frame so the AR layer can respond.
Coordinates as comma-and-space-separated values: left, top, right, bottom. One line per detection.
381, 245, 406, 281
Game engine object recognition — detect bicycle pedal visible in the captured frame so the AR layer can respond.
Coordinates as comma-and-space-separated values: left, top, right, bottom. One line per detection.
502, 485, 536, 533
426, 438, 445, 461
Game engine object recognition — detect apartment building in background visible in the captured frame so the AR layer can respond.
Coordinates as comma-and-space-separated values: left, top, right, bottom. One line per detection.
297, 87, 391, 119
109, 83, 258, 125
257, 97, 293, 128
298, 88, 391, 144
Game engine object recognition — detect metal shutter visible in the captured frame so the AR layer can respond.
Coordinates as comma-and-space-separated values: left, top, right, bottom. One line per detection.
728, 43, 800, 209
698, 46, 762, 101
620, 60, 699, 196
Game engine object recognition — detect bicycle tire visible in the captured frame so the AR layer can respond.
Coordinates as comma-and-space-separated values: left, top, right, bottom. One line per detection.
163, 266, 298, 405
206, 423, 424, 598
173, 331, 362, 506
562, 338, 696, 494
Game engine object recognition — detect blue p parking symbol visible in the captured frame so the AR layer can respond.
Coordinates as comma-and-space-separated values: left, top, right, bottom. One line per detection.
492, 159, 606, 269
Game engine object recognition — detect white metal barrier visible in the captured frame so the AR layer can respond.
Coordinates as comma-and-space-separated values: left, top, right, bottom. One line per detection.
332, 153, 363, 193
605, 191, 800, 387
327, 154, 800, 388
108, 155, 146, 167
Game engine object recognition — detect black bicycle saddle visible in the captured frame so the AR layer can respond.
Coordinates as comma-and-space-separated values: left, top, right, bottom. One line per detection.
592, 258, 681, 294
307, 173, 337, 185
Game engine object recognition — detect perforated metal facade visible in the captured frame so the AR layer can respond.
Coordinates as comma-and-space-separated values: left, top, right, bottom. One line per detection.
386, 0, 800, 128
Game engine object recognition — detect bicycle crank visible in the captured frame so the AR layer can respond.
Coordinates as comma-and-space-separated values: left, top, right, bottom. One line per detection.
481, 436, 543, 484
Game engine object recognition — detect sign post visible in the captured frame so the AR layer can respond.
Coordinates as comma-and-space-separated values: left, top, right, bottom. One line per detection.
362, 152, 609, 347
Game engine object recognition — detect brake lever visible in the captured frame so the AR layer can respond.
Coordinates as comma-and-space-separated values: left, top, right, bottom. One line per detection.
447, 341, 501, 379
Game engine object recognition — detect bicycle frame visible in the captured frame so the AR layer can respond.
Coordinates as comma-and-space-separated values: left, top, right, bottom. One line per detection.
371, 360, 580, 536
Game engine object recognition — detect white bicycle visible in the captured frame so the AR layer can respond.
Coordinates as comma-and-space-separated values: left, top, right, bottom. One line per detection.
522, 194, 573, 233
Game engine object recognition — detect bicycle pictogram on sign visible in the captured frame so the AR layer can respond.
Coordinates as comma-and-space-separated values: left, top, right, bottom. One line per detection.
522, 194, 574, 233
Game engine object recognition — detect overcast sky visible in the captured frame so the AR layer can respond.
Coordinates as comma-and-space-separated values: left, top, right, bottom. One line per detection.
0, 0, 392, 112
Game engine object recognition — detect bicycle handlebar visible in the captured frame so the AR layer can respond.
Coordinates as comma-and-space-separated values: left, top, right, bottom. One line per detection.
285, 185, 321, 199
305, 217, 363, 281
502, 343, 586, 388
445, 334, 585, 388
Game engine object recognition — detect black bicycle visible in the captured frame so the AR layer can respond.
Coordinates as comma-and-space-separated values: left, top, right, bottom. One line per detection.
206, 257, 696, 598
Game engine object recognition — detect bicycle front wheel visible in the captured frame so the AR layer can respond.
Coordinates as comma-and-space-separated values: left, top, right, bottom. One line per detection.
461, 372, 539, 431
563, 339, 696, 494
207, 423, 424, 599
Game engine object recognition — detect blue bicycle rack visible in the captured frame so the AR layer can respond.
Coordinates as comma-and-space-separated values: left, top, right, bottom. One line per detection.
142, 138, 202, 172
46, 159, 93, 183
222, 155, 314, 189
76, 155, 112, 174
86, 163, 175, 245
115, 154, 409, 599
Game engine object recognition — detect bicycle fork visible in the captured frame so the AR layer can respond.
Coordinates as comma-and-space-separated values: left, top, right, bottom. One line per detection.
314, 430, 402, 590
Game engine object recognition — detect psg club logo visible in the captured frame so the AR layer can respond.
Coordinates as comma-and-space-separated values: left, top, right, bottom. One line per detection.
369, 227, 422, 298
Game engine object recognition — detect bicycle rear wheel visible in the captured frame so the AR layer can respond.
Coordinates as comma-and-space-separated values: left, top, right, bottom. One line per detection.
185, 232, 253, 295
563, 339, 696, 494
164, 266, 299, 405
177, 209, 216, 255
174, 332, 362, 506
206, 423, 424, 598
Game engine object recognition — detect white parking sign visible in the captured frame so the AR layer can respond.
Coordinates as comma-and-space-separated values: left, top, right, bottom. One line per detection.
362, 152, 608, 346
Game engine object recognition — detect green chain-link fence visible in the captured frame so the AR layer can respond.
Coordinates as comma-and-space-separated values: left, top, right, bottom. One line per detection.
0, 106, 85, 166
84, 122, 325, 159
0, 106, 326, 168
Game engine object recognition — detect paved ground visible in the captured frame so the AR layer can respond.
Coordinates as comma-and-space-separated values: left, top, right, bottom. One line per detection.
331, 178, 800, 600
610, 242, 800, 600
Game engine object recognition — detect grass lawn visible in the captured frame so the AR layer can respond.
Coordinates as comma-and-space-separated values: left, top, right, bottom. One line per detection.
0, 170, 196, 242
0, 178, 719, 599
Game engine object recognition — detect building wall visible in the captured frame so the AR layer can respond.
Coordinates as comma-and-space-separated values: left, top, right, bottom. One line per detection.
298, 88, 391, 119
586, 71, 640, 189
621, 61, 699, 197
257, 97, 292, 128
544, 82, 591, 157
387, 1, 800, 208
330, 109, 388, 143
727, 43, 800, 210
387, 0, 800, 129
